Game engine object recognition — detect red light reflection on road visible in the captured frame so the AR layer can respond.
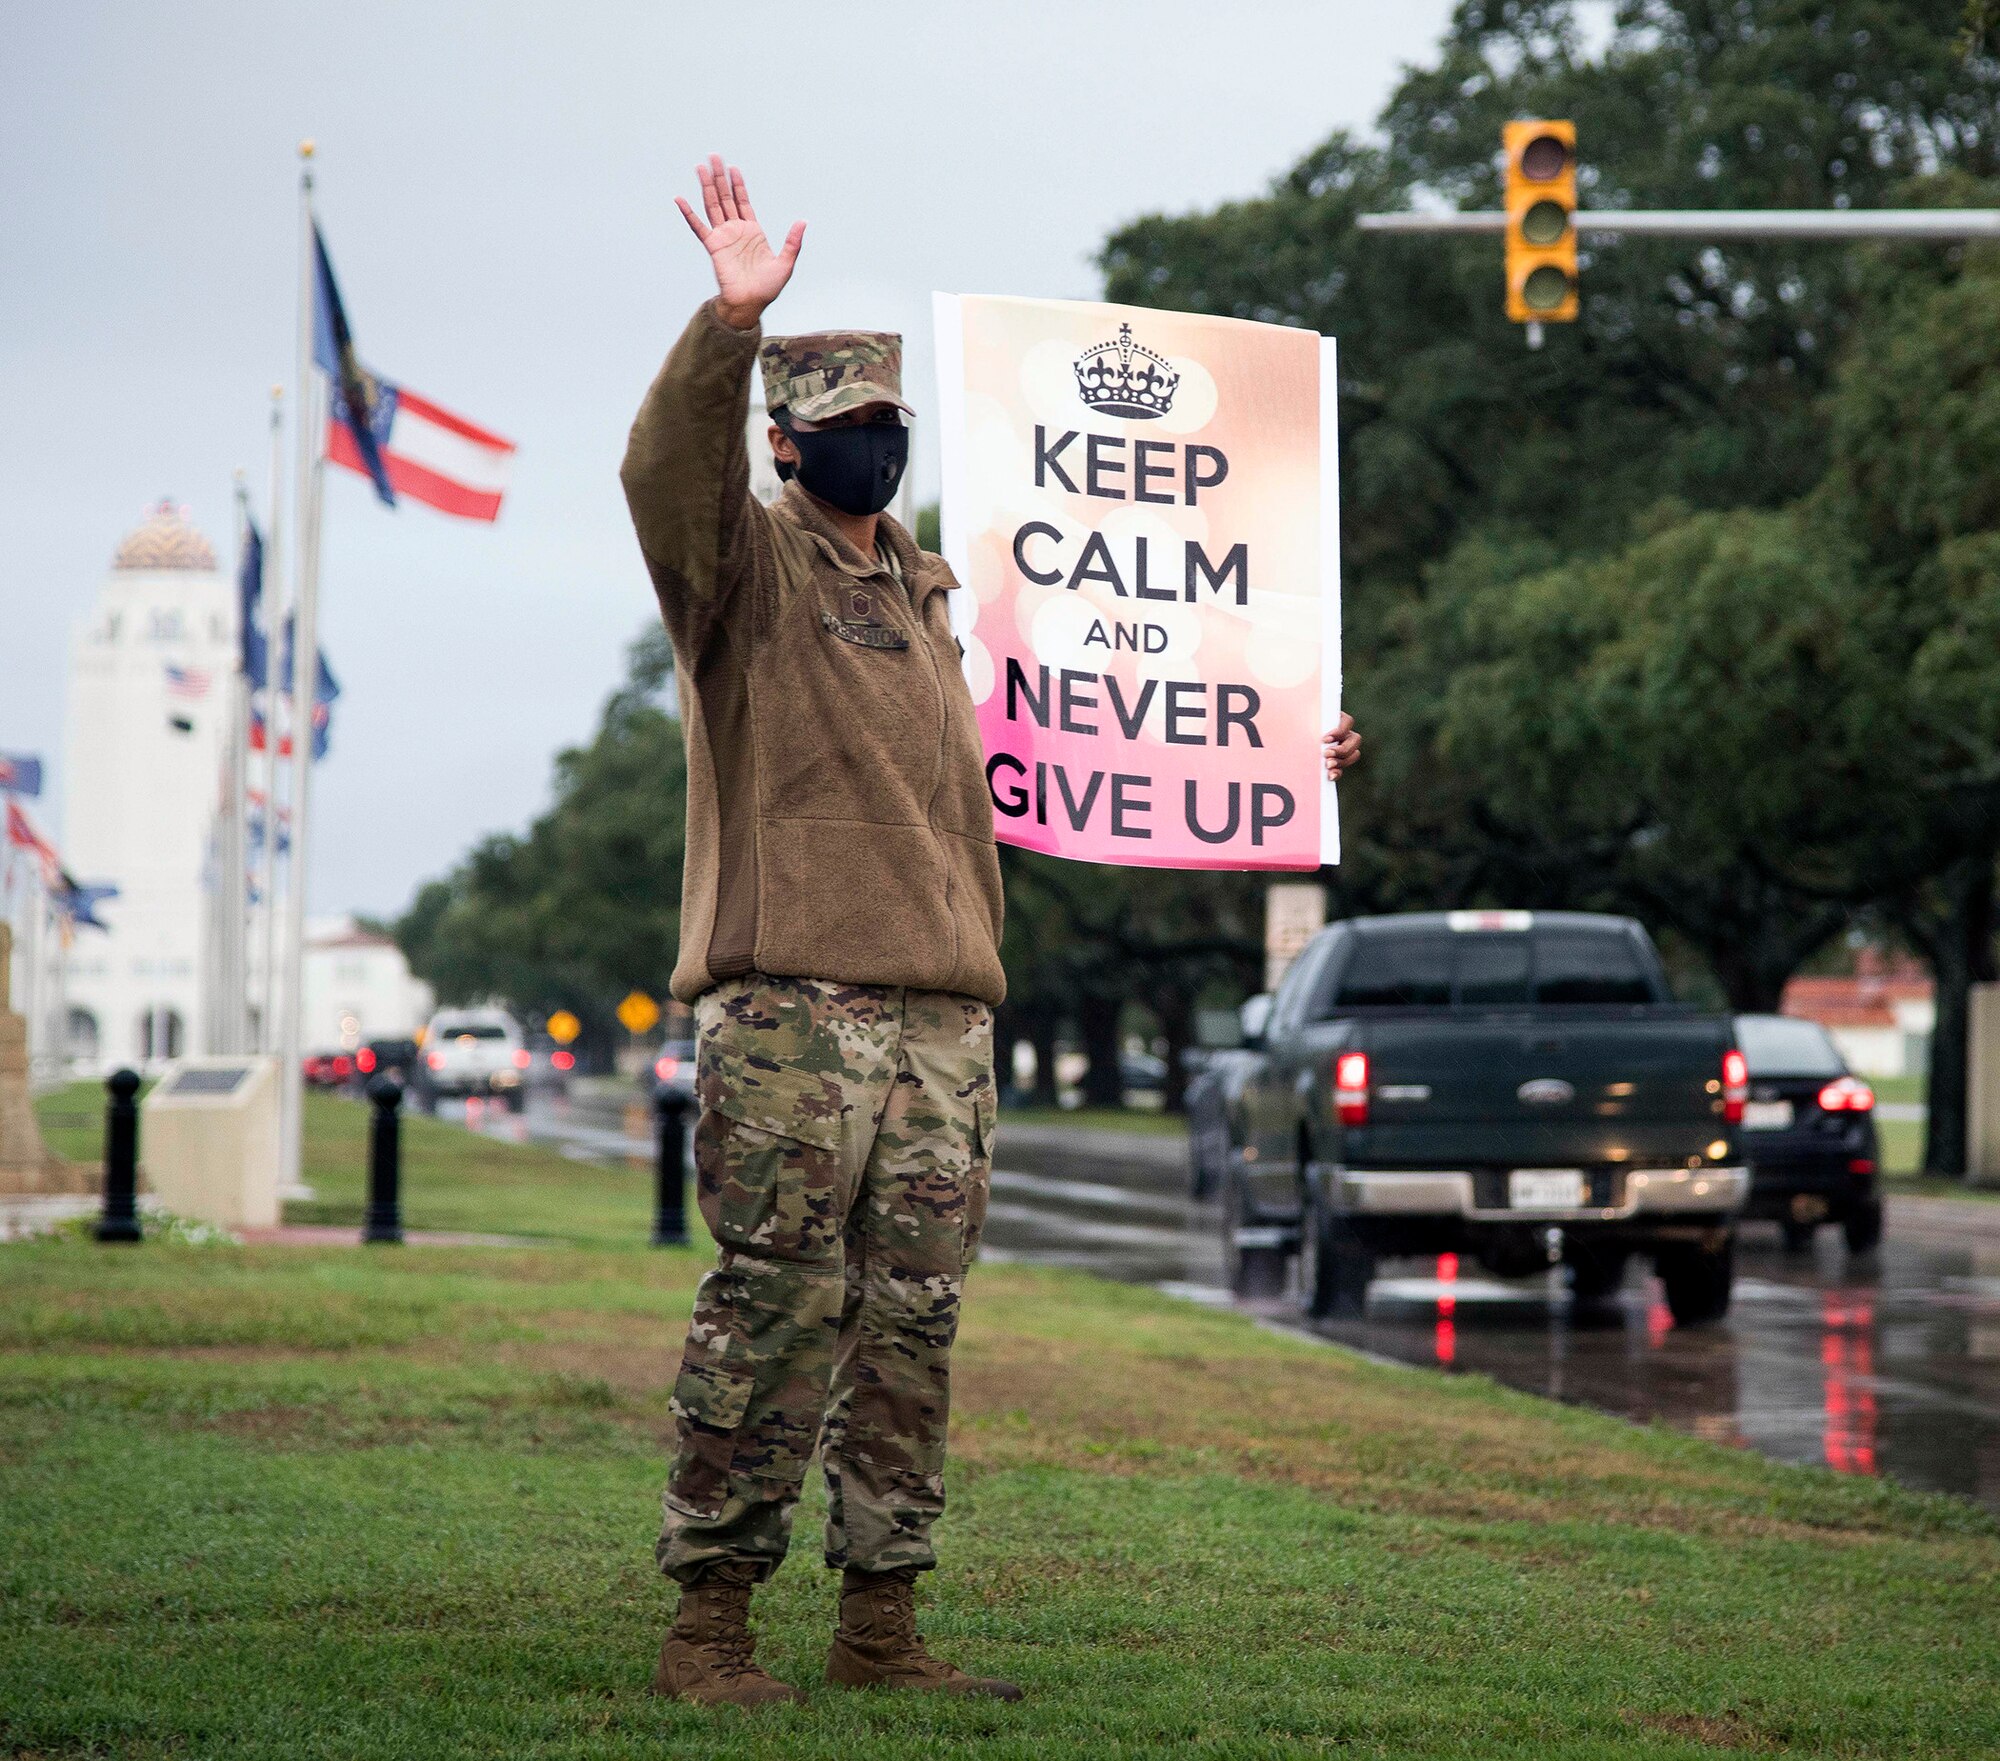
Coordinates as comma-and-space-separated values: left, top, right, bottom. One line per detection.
1435, 1252, 1458, 1366
1820, 1292, 1878, 1476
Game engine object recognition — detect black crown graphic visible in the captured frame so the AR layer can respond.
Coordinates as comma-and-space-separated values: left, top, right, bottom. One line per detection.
1073, 323, 1180, 419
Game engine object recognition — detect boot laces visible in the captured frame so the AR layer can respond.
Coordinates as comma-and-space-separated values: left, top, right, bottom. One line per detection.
689, 1583, 760, 1679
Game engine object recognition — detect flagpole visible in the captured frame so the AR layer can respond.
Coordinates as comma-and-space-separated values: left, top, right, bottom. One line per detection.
227, 471, 252, 1054
278, 139, 322, 1197
257, 385, 285, 1053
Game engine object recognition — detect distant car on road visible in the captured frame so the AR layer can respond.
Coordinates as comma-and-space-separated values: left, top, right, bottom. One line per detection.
1733, 1013, 1883, 1254
523, 1033, 575, 1097
1186, 1011, 1270, 1200
302, 1050, 354, 1090
417, 1007, 528, 1113
1120, 1050, 1168, 1099
1220, 910, 1749, 1326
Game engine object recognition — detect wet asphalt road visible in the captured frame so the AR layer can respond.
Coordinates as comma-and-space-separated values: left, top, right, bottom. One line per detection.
456, 1087, 2000, 1516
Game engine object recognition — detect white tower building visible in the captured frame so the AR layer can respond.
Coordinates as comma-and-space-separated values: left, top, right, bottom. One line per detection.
62, 501, 236, 1072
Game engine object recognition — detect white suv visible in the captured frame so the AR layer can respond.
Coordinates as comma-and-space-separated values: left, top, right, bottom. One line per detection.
418, 1007, 528, 1112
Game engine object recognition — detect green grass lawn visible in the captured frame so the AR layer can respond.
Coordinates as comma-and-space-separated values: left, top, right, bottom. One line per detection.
10, 1092, 2000, 1756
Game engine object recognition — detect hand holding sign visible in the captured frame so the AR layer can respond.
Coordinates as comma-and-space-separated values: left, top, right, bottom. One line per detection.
1323, 713, 1361, 780
674, 156, 805, 333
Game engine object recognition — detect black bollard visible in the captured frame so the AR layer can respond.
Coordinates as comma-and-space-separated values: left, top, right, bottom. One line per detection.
652, 1085, 690, 1247
96, 1068, 142, 1243
363, 1075, 405, 1245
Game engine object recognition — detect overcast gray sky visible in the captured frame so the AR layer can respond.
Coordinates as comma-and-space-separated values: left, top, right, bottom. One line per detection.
2, 0, 1457, 919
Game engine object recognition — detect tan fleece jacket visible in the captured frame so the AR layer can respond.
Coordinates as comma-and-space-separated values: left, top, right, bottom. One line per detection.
620, 300, 1006, 1007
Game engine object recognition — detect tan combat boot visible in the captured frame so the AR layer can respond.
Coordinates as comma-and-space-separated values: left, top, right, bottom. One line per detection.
825, 1567, 1023, 1700
652, 1561, 804, 1708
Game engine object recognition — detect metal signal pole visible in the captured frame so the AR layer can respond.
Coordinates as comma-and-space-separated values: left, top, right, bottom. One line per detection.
1358, 208, 2000, 240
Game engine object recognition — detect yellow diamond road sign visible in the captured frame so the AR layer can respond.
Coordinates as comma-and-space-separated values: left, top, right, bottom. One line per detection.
616, 990, 660, 1036
546, 1010, 581, 1046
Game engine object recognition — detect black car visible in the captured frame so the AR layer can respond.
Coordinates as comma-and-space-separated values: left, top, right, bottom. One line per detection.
1224, 911, 1748, 1325
1733, 1014, 1883, 1254
1186, 997, 1274, 1200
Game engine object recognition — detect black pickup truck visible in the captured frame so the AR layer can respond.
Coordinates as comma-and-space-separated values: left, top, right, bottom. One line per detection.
1220, 910, 1749, 1326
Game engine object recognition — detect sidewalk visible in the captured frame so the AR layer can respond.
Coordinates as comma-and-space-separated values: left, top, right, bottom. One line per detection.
1886, 1191, 2000, 1245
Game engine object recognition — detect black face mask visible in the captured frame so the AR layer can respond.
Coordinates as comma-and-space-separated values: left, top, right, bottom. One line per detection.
778, 419, 910, 516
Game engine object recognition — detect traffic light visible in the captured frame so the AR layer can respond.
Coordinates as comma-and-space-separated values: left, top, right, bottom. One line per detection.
1504, 119, 1578, 324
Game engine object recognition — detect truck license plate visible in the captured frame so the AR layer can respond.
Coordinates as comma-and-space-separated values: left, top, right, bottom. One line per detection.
1743, 1099, 1794, 1130
1509, 1169, 1585, 1210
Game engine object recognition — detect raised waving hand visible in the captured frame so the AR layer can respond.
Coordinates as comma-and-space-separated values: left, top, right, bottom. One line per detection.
676, 155, 804, 331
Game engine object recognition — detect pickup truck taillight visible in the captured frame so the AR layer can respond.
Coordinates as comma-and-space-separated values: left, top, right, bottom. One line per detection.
1334, 1051, 1370, 1126
1818, 1076, 1875, 1113
1721, 1049, 1748, 1125
427, 1051, 444, 1071
512, 1048, 532, 1069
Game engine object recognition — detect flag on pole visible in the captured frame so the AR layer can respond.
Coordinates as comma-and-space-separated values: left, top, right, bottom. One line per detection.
248, 804, 292, 856
309, 656, 338, 760
239, 516, 267, 687
0, 753, 42, 797
52, 874, 116, 932
311, 222, 516, 521
5, 801, 61, 885
312, 224, 395, 505
327, 384, 516, 521
165, 663, 213, 700
264, 623, 340, 761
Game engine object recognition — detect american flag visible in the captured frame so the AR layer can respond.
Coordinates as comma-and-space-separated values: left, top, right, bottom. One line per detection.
164, 663, 212, 700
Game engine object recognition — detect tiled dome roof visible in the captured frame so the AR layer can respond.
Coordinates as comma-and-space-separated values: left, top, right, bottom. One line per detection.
112, 499, 217, 572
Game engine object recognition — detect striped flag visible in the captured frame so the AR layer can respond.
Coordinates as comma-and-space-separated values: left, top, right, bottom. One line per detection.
5, 801, 61, 885
164, 663, 212, 700
313, 222, 515, 521
327, 382, 515, 522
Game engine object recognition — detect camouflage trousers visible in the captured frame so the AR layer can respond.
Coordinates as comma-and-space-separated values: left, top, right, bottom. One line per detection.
658, 972, 996, 1586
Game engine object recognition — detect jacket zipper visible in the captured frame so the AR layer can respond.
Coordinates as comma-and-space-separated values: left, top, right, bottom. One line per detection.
915, 590, 959, 986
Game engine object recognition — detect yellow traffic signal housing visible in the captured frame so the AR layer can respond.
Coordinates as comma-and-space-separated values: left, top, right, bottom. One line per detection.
1504, 119, 1578, 323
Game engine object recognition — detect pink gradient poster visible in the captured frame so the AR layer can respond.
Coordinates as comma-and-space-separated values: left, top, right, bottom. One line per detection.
934, 293, 1340, 871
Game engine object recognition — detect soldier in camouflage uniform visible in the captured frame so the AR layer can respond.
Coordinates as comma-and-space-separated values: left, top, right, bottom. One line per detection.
619, 156, 1019, 1710
621, 156, 1363, 1712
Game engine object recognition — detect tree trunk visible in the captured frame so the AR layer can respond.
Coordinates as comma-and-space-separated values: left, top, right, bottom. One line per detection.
1026, 1008, 1061, 1108
1706, 940, 1801, 1014
1077, 992, 1125, 1110
1911, 854, 1998, 1180
1691, 898, 1846, 1014
1153, 983, 1194, 1115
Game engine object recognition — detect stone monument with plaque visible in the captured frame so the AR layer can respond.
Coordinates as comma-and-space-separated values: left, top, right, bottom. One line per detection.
141, 1055, 281, 1228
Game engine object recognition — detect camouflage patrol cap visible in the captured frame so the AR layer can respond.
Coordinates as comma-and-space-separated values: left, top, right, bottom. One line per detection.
760, 330, 914, 424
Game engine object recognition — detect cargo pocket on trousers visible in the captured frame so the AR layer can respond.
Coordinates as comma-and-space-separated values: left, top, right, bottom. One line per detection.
695, 1056, 849, 1258
664, 1331, 757, 1522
